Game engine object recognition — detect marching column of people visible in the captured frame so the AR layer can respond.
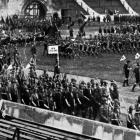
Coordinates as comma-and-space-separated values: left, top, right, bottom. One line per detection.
0, 62, 122, 126
1, 24, 140, 59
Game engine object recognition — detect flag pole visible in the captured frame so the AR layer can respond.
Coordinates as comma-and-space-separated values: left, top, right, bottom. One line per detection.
57, 46, 59, 66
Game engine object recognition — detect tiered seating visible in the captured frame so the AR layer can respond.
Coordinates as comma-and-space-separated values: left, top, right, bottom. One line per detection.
68, 0, 89, 15
83, 0, 128, 14
0, 118, 91, 140
126, 0, 140, 14
53, 0, 88, 15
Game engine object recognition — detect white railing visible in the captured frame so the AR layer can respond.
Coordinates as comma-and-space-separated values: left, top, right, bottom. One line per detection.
74, 0, 105, 21
120, 0, 139, 15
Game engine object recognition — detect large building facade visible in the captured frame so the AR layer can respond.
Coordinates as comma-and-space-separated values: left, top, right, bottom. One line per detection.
0, 0, 87, 20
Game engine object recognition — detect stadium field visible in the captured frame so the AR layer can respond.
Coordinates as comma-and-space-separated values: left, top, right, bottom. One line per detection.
18, 26, 140, 108
19, 25, 138, 83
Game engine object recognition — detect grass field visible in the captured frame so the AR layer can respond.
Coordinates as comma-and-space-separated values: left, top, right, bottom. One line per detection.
18, 26, 139, 83
14, 25, 140, 125
19, 44, 137, 83
18, 43, 140, 109
17, 25, 140, 106
17, 40, 140, 122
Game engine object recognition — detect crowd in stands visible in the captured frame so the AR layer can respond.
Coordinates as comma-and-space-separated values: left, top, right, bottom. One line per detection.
114, 15, 140, 24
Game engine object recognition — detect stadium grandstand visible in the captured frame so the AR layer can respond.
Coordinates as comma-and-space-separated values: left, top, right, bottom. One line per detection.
79, 0, 128, 14
126, 0, 140, 14
52, 0, 89, 19
81, 0, 128, 14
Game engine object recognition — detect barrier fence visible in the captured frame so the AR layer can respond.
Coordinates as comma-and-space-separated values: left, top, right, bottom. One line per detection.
0, 100, 140, 140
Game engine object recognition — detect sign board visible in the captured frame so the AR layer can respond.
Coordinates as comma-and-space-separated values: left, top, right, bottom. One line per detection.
48, 45, 58, 54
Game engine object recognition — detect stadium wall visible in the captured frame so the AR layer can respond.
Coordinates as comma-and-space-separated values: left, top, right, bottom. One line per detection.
0, 0, 87, 20
0, 0, 61, 18
0, 100, 140, 140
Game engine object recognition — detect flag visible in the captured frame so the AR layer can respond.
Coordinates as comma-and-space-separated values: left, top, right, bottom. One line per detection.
25, 63, 30, 69
48, 45, 59, 54
135, 53, 140, 60
7, 64, 13, 70
120, 55, 126, 61
71, 39, 75, 42
80, 11, 86, 19
0, 54, 3, 59
2, 30, 5, 34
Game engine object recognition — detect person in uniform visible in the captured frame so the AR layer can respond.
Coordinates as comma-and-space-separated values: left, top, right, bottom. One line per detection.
127, 105, 138, 130
83, 82, 93, 118
111, 26, 115, 34
107, 27, 111, 34
7, 51, 11, 66
111, 99, 121, 125
132, 63, 140, 92
13, 46, 20, 68
29, 54, 36, 70
16, 66, 25, 102
53, 85, 63, 112
30, 44, 37, 56
9, 78, 18, 102
109, 81, 119, 100
64, 84, 75, 115
92, 83, 101, 120
99, 26, 102, 34
74, 85, 81, 116
1, 64, 8, 77
69, 27, 74, 38
0, 49, 4, 72
123, 60, 131, 87
28, 66, 37, 86
21, 84, 30, 105
30, 88, 39, 107
54, 59, 60, 78
97, 16, 100, 23
43, 41, 48, 56
41, 70, 48, 81
111, 111, 121, 126
99, 97, 110, 123
134, 95, 140, 129
103, 27, 107, 34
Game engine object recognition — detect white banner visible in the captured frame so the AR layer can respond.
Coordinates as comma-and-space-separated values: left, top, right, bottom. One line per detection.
48, 45, 58, 54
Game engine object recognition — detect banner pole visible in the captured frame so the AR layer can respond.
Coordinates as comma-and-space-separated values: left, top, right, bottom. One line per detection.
57, 48, 59, 66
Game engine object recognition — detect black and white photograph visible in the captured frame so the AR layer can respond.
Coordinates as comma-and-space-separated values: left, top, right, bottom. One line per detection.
0, 0, 140, 139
